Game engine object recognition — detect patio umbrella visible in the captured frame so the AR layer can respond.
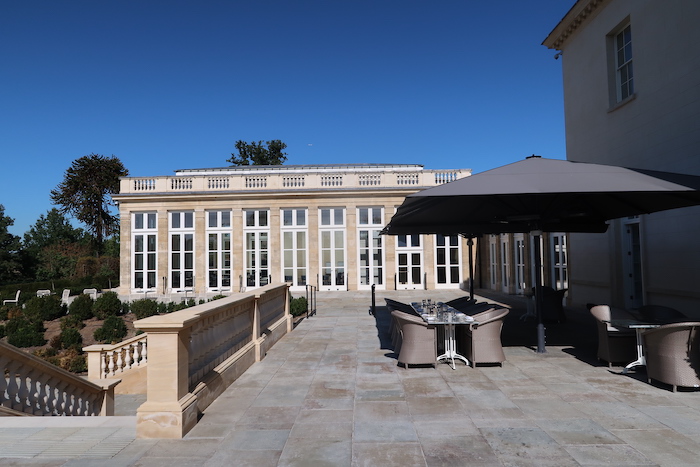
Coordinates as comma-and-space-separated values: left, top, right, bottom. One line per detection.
383, 156, 700, 352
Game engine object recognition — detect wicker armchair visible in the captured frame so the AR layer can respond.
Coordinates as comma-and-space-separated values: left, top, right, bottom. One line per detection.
391, 310, 437, 368
385, 299, 420, 351
642, 322, 700, 392
459, 307, 509, 367
444, 296, 476, 311
589, 305, 637, 367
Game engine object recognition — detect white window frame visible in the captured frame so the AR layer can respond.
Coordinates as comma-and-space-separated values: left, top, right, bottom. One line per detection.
169, 211, 195, 292
206, 210, 232, 293
132, 212, 157, 293
435, 234, 461, 289
514, 233, 526, 294
281, 208, 308, 291
357, 207, 385, 290
615, 23, 634, 102
500, 234, 510, 293
550, 233, 568, 291
244, 209, 270, 289
396, 234, 423, 290
319, 207, 346, 291
489, 235, 498, 289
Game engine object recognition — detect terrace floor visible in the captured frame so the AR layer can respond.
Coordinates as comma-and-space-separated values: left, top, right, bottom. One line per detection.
2, 289, 700, 466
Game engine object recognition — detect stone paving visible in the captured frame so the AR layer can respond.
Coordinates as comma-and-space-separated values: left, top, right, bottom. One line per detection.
2, 289, 700, 466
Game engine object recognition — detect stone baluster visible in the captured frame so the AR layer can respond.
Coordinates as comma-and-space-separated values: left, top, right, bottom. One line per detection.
125, 345, 133, 370
107, 352, 116, 377
6, 361, 20, 411
101, 352, 108, 378
141, 340, 147, 364
116, 350, 124, 374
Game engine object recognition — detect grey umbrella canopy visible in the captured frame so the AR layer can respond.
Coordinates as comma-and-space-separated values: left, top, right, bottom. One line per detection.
383, 156, 700, 352
385, 156, 700, 236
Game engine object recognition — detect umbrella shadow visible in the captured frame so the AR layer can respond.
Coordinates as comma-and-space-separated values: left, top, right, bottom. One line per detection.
475, 290, 599, 363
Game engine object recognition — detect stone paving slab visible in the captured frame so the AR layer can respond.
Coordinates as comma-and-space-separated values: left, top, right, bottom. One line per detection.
2, 290, 700, 465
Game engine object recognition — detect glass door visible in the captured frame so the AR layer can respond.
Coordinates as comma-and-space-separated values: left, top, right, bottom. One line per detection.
396, 234, 423, 290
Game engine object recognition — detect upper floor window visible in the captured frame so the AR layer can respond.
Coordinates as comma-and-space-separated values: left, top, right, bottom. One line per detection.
609, 22, 634, 106
246, 209, 268, 228
320, 208, 344, 227
615, 24, 633, 101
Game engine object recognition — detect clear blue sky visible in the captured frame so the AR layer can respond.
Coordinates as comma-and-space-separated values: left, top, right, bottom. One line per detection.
1, 0, 573, 237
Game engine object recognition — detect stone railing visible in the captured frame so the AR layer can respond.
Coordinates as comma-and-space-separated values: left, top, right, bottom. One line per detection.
0, 341, 119, 416
120, 168, 470, 194
133, 283, 291, 439
84, 334, 148, 380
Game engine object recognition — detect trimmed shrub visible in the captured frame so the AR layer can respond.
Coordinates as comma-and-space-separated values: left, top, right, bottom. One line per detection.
59, 327, 83, 351
23, 295, 64, 322
94, 315, 128, 344
68, 293, 94, 321
93, 291, 121, 319
6, 315, 46, 347
59, 349, 87, 373
61, 314, 85, 330
130, 299, 158, 319
0, 324, 5, 338
290, 296, 308, 317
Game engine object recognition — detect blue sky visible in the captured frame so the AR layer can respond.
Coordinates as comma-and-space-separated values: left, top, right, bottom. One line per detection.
1, 0, 573, 237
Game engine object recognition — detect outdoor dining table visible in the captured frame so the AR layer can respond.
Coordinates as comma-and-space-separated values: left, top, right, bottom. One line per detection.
412, 302, 477, 370
610, 319, 661, 373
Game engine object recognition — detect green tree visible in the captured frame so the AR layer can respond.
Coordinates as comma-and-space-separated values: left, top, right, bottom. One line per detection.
22, 208, 86, 279
227, 140, 287, 166
35, 240, 91, 281
50, 154, 128, 249
0, 205, 22, 285
94, 315, 128, 343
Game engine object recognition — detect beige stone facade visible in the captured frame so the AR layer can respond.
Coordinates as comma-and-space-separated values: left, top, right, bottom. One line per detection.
114, 164, 472, 300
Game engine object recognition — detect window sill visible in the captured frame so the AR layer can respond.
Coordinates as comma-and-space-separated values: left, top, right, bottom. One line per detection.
608, 93, 636, 113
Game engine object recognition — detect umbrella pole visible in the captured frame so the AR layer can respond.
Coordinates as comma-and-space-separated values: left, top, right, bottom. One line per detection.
467, 237, 474, 299
532, 231, 546, 353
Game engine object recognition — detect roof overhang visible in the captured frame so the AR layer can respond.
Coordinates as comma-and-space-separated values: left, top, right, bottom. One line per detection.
542, 0, 610, 50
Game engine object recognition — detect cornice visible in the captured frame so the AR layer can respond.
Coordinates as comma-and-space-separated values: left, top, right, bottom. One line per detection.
542, 0, 610, 50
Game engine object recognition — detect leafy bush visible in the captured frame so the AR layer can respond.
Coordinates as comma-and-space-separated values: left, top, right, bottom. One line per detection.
23, 295, 65, 322
6, 315, 46, 347
94, 315, 128, 343
290, 296, 308, 317
130, 299, 158, 319
209, 294, 226, 301
93, 291, 121, 319
59, 349, 87, 373
0, 324, 5, 338
59, 327, 83, 351
61, 314, 85, 330
68, 293, 94, 321
0, 305, 9, 321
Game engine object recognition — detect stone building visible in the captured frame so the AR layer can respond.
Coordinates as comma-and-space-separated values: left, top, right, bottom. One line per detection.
114, 163, 472, 300
543, 0, 700, 315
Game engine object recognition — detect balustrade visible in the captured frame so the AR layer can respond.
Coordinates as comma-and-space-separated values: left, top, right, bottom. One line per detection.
84, 334, 148, 380
121, 168, 471, 194
133, 283, 291, 439
207, 176, 230, 189
171, 177, 193, 190
321, 174, 343, 186
133, 178, 156, 191
359, 174, 381, 186
0, 341, 119, 416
